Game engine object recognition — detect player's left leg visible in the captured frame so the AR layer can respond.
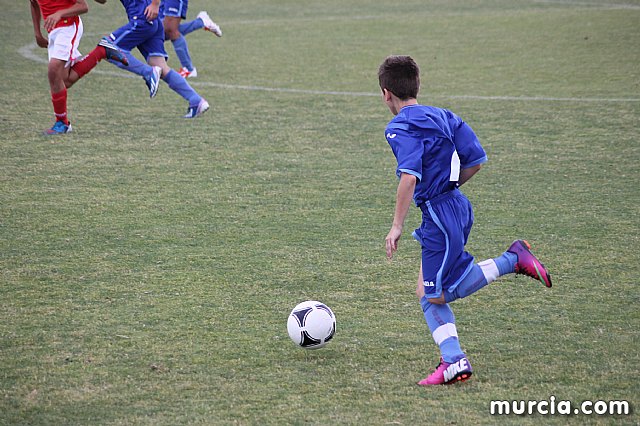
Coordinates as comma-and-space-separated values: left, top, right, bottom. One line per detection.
65, 38, 128, 88
419, 291, 473, 386
415, 191, 477, 385
164, 15, 196, 77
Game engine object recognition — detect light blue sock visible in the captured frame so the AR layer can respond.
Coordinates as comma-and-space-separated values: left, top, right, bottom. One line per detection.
179, 18, 204, 36
162, 69, 201, 107
495, 251, 517, 275
445, 251, 518, 303
421, 299, 465, 364
108, 52, 153, 77
171, 35, 194, 71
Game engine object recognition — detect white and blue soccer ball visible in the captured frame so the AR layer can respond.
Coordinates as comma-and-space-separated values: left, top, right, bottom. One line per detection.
287, 301, 336, 349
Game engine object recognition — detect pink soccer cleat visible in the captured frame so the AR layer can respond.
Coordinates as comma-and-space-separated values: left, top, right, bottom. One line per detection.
508, 240, 552, 287
418, 357, 473, 386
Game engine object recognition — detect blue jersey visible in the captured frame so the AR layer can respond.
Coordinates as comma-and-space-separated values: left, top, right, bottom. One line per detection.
385, 104, 487, 206
110, 0, 167, 58
119, 0, 164, 21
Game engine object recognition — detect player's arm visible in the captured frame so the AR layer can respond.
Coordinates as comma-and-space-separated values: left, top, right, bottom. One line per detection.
458, 164, 482, 187
144, 0, 160, 21
29, 0, 48, 48
43, 0, 89, 32
385, 172, 417, 260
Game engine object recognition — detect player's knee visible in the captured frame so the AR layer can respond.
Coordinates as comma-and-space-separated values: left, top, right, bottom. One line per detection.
47, 63, 63, 80
427, 294, 446, 305
165, 27, 180, 40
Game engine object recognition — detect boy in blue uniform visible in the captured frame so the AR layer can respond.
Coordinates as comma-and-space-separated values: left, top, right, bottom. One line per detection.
105, 0, 209, 118
162, 0, 222, 78
379, 55, 552, 386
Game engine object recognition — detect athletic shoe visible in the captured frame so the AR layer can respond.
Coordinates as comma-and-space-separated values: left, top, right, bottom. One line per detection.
507, 240, 552, 287
178, 67, 198, 78
183, 98, 210, 118
418, 357, 473, 386
44, 121, 72, 135
144, 66, 162, 98
197, 11, 222, 37
98, 37, 128, 66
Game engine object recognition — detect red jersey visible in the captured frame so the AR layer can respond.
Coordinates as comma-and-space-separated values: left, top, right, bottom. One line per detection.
36, 0, 80, 29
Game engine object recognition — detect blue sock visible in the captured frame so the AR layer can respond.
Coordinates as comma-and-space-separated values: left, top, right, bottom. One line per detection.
162, 69, 201, 107
495, 251, 517, 275
179, 18, 204, 36
108, 52, 153, 78
445, 251, 518, 303
421, 299, 465, 364
171, 35, 194, 70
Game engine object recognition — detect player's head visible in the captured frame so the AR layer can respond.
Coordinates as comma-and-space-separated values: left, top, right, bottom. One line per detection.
378, 55, 420, 100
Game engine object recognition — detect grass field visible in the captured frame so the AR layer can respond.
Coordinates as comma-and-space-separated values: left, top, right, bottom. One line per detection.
1, 0, 639, 424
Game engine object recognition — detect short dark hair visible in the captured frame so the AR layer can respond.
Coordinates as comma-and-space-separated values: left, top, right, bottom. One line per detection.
378, 55, 420, 100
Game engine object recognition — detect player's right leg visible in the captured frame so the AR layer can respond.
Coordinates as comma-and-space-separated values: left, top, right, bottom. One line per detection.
142, 24, 209, 118
148, 55, 209, 118
45, 59, 73, 135
507, 240, 552, 287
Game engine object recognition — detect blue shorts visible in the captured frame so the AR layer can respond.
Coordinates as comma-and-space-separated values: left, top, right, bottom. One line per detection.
413, 189, 476, 300
163, 0, 189, 19
109, 18, 168, 60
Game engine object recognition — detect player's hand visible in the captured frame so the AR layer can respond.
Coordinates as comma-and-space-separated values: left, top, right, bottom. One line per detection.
144, 3, 159, 21
43, 11, 62, 32
35, 33, 48, 48
385, 225, 403, 260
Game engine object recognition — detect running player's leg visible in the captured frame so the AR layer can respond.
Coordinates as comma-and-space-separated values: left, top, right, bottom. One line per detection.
142, 22, 209, 118
44, 24, 79, 133
164, 0, 195, 76
106, 20, 163, 98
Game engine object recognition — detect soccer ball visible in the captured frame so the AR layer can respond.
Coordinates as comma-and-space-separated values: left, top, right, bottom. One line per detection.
287, 300, 336, 349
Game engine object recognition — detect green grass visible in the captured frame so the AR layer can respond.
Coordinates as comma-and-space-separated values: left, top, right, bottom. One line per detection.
1, 0, 639, 424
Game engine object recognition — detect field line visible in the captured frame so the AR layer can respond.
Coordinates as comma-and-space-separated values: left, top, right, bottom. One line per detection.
19, 43, 640, 103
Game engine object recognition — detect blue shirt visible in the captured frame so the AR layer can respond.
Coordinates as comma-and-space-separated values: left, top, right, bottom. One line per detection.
119, 0, 164, 21
385, 104, 487, 206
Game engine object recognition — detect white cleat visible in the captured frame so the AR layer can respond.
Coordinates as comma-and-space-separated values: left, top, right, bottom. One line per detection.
183, 98, 210, 119
197, 11, 222, 37
144, 66, 162, 98
178, 67, 198, 78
